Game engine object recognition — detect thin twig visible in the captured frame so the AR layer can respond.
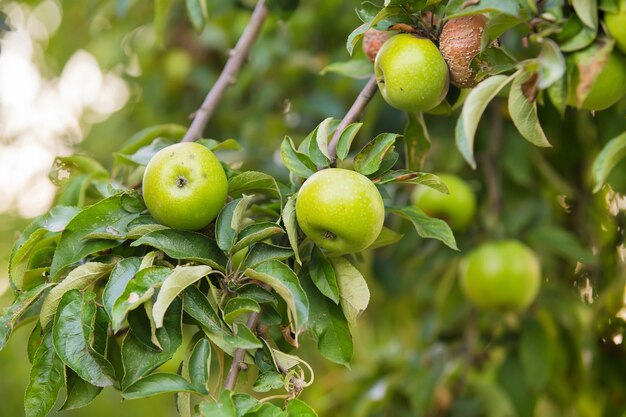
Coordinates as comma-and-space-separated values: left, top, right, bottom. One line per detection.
223, 311, 261, 390
182, 0, 269, 142
328, 75, 379, 165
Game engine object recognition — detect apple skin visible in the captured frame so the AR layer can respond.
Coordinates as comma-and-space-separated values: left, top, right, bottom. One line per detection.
459, 240, 541, 312
567, 51, 626, 111
411, 174, 476, 231
374, 34, 449, 112
142, 142, 228, 230
296, 168, 385, 255
606, 0, 626, 54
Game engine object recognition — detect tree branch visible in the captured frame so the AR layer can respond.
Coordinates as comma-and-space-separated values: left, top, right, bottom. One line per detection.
182, 0, 269, 143
223, 311, 261, 391
328, 75, 379, 165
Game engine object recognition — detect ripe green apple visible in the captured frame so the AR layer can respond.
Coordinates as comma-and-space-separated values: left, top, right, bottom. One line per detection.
459, 240, 541, 312
374, 34, 449, 112
567, 51, 626, 111
296, 168, 385, 255
411, 174, 476, 231
606, 0, 626, 54
142, 142, 228, 230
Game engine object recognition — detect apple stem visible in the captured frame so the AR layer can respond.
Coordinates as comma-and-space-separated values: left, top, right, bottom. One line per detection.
328, 75, 379, 166
182, 0, 269, 143
223, 311, 261, 391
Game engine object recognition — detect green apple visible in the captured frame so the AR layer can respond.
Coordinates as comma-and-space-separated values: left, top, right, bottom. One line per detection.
374, 34, 449, 112
459, 240, 541, 312
411, 174, 476, 231
296, 168, 385, 255
142, 142, 228, 230
606, 0, 626, 54
567, 51, 626, 111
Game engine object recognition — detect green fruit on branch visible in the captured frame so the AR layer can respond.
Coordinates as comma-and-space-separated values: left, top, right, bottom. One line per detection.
296, 168, 385, 255
567, 51, 626, 111
439, 14, 488, 88
411, 173, 476, 231
460, 240, 541, 312
142, 142, 228, 230
363, 28, 390, 62
374, 33, 449, 112
606, 0, 626, 54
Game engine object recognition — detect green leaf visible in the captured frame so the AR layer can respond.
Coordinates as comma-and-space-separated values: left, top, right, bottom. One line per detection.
233, 393, 260, 416
286, 399, 318, 416
244, 243, 294, 269
127, 305, 162, 350
346, 22, 368, 56
0, 283, 52, 350
111, 266, 171, 332
48, 155, 108, 185
508, 72, 551, 148
153, 265, 213, 328
52, 290, 116, 387
280, 136, 317, 178
374, 170, 449, 192
246, 403, 288, 417
123, 373, 197, 399
24, 330, 64, 417
309, 247, 340, 304
118, 124, 187, 155
186, 0, 207, 31
228, 171, 281, 199
404, 112, 431, 171
10, 229, 52, 291
521, 318, 554, 392
336, 122, 363, 161
266, 0, 300, 19
154, 0, 175, 47
232, 222, 285, 254
302, 272, 353, 367
527, 226, 595, 264
282, 195, 301, 265
50, 194, 143, 278
40, 262, 114, 329
387, 206, 458, 250
199, 390, 236, 417
572, 0, 598, 29
446, 0, 520, 18
353, 133, 400, 175
131, 229, 227, 271
198, 138, 242, 151
320, 58, 374, 79
245, 261, 309, 338
216, 196, 254, 253
102, 257, 142, 319
592, 132, 626, 192
115, 138, 175, 167
121, 297, 183, 388
481, 14, 523, 51
60, 368, 103, 411
329, 257, 369, 327
366, 226, 404, 250
538, 39, 566, 89
312, 117, 337, 165
224, 297, 261, 324
455, 74, 514, 168
252, 371, 284, 392
188, 337, 211, 394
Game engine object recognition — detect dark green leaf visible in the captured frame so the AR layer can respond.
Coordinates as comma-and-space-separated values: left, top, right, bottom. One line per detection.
233, 393, 260, 416
252, 371, 284, 392
572, 0, 598, 29
52, 290, 115, 387
309, 247, 340, 304
521, 318, 554, 392
280, 136, 317, 178
10, 229, 52, 291
121, 297, 183, 388
186, 0, 207, 31
374, 170, 448, 193
353, 133, 400, 175
188, 337, 211, 394
244, 243, 294, 269
508, 72, 551, 148
336, 122, 363, 161
330, 257, 369, 327
24, 330, 64, 417
404, 112, 431, 171
282, 195, 301, 265
224, 297, 261, 324
481, 14, 524, 51
346, 22, 369, 56
131, 229, 227, 271
229, 171, 281, 199
446, 0, 520, 18
198, 138, 242, 151
216, 196, 254, 253
320, 59, 373, 79
233, 222, 285, 254
387, 206, 458, 250
102, 257, 142, 319
592, 131, 626, 192
199, 390, 237, 417
123, 373, 197, 399
366, 226, 404, 250
245, 261, 309, 337
286, 399, 318, 416
0, 283, 52, 350
60, 368, 103, 411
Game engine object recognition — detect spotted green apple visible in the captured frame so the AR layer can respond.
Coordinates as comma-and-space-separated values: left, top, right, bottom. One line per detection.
296, 168, 385, 255
142, 142, 228, 230
375, 34, 449, 112
567, 51, 626, 111
459, 240, 541, 312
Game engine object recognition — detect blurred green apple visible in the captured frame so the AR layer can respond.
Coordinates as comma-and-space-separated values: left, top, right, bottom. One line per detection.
606, 0, 626, 54
567, 51, 626, 111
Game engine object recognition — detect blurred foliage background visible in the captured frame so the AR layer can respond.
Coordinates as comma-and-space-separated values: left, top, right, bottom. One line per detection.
1, 0, 626, 416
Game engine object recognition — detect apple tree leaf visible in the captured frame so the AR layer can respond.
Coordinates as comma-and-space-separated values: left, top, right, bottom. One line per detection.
188, 337, 211, 394
572, 0, 598, 29
446, 0, 520, 19
60, 368, 103, 411
320, 59, 373, 80
117, 124, 187, 155
185, 0, 208, 32
282, 195, 301, 266
216, 195, 254, 254
24, 330, 65, 417
508, 72, 552, 148
232, 222, 285, 254
0, 283, 53, 351
131, 229, 227, 271
592, 131, 626, 192
308, 247, 340, 304
281, 136, 317, 178
373, 170, 449, 193
102, 257, 142, 319
366, 226, 404, 250
244, 243, 294, 269
336, 122, 363, 161
287, 399, 318, 416
329, 257, 369, 327
387, 206, 459, 250
122, 373, 197, 399
404, 112, 431, 171
223, 297, 261, 324
353, 133, 401, 175
538, 39, 566, 89
198, 390, 237, 417
228, 171, 281, 199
